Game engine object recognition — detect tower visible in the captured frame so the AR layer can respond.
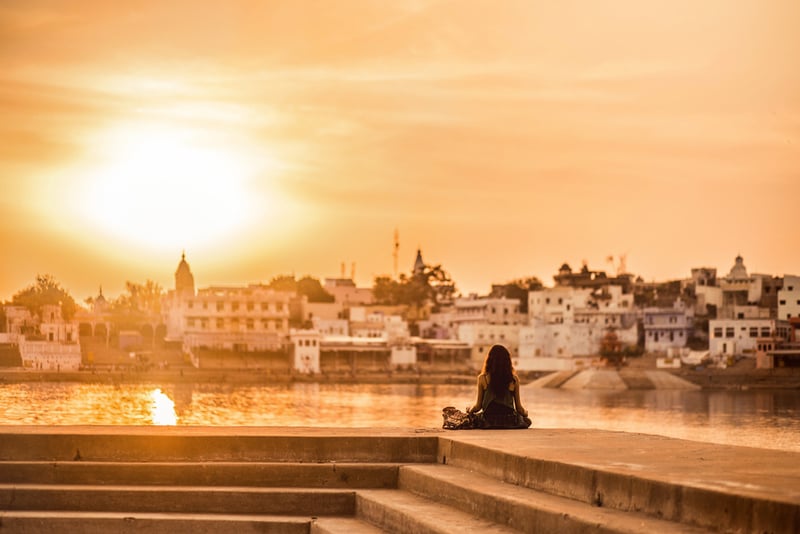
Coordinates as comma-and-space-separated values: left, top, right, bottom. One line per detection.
413, 248, 425, 277
175, 252, 195, 298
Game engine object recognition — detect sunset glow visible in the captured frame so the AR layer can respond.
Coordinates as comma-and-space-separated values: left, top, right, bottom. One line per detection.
1, 1, 798, 299
73, 121, 262, 250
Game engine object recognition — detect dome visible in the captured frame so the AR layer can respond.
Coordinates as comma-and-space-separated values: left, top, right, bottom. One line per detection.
559, 263, 572, 273
727, 255, 748, 280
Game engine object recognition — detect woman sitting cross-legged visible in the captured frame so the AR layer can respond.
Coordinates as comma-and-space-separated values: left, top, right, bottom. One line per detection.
467, 344, 531, 429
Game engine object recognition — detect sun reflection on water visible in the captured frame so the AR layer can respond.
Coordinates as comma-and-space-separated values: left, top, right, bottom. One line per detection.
150, 388, 177, 425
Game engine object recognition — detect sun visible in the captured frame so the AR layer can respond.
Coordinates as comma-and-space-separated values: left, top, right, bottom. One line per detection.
73, 120, 268, 251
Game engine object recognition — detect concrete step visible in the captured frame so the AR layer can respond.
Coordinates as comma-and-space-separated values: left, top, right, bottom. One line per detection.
0, 461, 398, 488
0, 511, 310, 534
356, 489, 519, 533
438, 431, 800, 534
0, 484, 355, 516
0, 428, 438, 463
310, 516, 389, 533
398, 464, 708, 533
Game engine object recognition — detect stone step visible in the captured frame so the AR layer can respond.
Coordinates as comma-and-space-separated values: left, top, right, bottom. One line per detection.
0, 484, 355, 516
438, 431, 800, 534
398, 464, 708, 533
0, 428, 438, 463
0, 461, 398, 488
0, 511, 310, 534
310, 516, 389, 533
356, 489, 520, 534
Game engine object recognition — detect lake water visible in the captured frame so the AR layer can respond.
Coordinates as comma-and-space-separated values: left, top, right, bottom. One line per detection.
1, 382, 799, 453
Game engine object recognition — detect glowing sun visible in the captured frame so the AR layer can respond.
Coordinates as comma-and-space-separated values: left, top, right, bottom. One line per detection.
75, 120, 267, 250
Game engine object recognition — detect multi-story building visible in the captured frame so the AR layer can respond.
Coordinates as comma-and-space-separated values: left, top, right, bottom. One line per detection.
180, 285, 293, 352
519, 285, 637, 370
162, 255, 293, 353
4, 304, 81, 371
457, 323, 520, 365
709, 318, 791, 358
778, 275, 800, 320
643, 301, 694, 353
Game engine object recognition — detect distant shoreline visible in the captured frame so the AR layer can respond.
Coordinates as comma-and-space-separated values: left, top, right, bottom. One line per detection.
0, 367, 798, 390
0, 368, 478, 386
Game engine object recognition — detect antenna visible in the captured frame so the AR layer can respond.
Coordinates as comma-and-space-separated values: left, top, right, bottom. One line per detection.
341, 262, 346, 278
351, 262, 355, 281
393, 228, 400, 279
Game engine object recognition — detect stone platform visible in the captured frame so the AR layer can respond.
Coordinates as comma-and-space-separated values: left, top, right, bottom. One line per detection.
0, 426, 797, 533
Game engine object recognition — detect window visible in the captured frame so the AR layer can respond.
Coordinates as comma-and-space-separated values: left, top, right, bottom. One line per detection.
203, 301, 208, 310
725, 327, 734, 338
216, 319, 224, 329
247, 302, 254, 312
545, 298, 550, 304
232, 302, 239, 312
187, 318, 195, 327
780, 300, 786, 305
566, 304, 571, 311
761, 327, 771, 337
277, 303, 284, 312
558, 298, 563, 305
750, 327, 758, 338
217, 302, 224, 312
261, 302, 269, 311
789, 286, 794, 291
187, 301, 193, 309
246, 319, 254, 330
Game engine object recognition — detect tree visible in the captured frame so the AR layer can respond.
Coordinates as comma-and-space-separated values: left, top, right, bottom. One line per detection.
371, 263, 457, 309
267, 275, 334, 303
11, 274, 77, 320
297, 276, 335, 303
110, 280, 164, 330
372, 276, 402, 305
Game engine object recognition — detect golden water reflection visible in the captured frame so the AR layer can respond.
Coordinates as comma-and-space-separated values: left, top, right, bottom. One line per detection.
0, 382, 799, 453
150, 388, 177, 425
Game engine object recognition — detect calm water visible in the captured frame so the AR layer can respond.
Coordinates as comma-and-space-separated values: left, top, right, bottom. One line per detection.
1, 382, 799, 452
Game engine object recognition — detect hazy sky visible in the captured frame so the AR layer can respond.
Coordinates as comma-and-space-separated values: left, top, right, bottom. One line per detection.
1, 0, 798, 301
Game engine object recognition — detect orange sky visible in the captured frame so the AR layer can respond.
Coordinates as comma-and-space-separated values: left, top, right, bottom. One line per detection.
1, 0, 799, 302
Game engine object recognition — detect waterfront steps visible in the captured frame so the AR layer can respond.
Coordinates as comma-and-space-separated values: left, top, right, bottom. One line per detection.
0, 427, 798, 533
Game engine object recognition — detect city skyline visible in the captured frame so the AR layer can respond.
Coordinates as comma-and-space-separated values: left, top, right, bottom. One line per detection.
2, 1, 798, 301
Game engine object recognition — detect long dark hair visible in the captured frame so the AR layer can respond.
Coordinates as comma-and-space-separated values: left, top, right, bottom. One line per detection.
482, 344, 515, 398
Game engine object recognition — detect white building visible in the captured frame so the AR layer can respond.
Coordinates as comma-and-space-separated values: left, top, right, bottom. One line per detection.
161, 255, 293, 353
179, 285, 293, 352
451, 296, 526, 329
290, 329, 321, 374
457, 323, 520, 365
311, 317, 349, 336
5, 304, 81, 371
778, 275, 800, 321
643, 301, 694, 353
519, 285, 637, 370
709, 318, 792, 358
